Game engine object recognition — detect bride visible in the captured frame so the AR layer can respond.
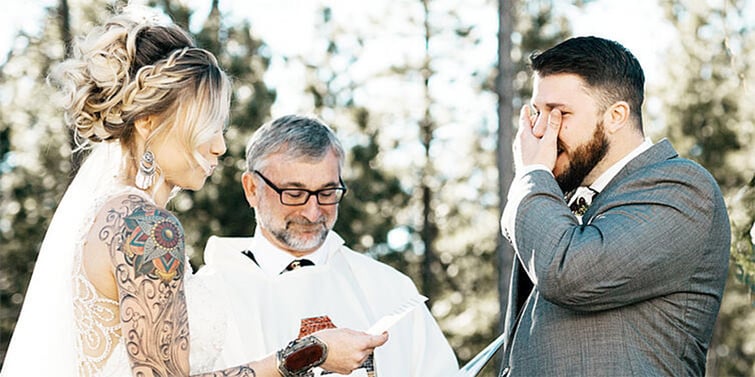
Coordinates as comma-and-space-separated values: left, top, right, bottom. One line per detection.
0, 6, 386, 377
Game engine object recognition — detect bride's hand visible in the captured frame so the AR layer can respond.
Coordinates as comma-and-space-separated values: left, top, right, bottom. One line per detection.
313, 328, 389, 374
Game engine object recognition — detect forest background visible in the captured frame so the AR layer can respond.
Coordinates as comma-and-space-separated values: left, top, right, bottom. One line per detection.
0, 0, 753, 376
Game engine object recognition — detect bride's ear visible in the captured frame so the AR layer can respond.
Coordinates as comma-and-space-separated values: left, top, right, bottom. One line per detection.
133, 116, 155, 141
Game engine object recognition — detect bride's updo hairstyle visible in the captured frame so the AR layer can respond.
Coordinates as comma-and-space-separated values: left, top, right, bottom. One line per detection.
50, 6, 232, 176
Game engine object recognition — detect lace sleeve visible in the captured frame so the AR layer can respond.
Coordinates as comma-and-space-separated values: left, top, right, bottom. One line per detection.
184, 269, 229, 373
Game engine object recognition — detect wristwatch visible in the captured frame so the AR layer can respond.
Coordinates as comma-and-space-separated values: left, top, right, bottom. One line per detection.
276, 335, 329, 377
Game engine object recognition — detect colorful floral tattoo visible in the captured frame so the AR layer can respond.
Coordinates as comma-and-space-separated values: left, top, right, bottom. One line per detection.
122, 205, 185, 282
98, 194, 190, 374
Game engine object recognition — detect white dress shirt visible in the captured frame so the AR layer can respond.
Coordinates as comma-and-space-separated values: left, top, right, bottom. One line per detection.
248, 228, 330, 275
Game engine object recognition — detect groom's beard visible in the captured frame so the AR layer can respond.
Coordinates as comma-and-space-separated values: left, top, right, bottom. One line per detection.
556, 121, 609, 193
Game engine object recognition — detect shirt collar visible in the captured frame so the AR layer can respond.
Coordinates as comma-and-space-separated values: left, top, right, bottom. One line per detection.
590, 138, 653, 193
249, 228, 340, 275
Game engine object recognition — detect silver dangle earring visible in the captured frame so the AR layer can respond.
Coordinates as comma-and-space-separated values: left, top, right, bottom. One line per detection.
135, 150, 156, 190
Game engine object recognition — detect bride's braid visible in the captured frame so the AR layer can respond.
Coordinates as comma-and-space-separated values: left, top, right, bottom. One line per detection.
120, 47, 222, 129
48, 9, 214, 147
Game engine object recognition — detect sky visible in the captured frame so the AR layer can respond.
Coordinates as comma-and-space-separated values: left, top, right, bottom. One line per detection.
3, 1, 754, 80
182, 0, 676, 114
1, 0, 751, 139
0, 0, 674, 84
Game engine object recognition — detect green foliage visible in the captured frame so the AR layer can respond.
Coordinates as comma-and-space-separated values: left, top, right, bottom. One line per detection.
298, 7, 413, 260
334, 108, 409, 254
729, 175, 755, 300
659, 0, 755, 374
298, 1, 504, 367
0, 4, 75, 363
510, 1, 572, 109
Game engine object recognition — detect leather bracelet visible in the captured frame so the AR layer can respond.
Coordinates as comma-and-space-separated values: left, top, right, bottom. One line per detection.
276, 335, 329, 377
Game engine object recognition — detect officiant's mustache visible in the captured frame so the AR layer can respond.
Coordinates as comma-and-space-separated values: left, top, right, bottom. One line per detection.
286, 216, 328, 229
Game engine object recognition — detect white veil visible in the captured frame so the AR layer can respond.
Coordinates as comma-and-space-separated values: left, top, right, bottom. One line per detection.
1, 142, 122, 376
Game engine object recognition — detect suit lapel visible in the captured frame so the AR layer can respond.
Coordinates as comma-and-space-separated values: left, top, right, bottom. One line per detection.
585, 139, 678, 220
608, 139, 678, 189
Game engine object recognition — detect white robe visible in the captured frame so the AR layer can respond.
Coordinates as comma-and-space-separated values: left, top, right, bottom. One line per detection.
197, 232, 459, 377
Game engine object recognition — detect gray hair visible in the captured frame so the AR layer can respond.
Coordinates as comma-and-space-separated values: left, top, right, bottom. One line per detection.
245, 115, 345, 173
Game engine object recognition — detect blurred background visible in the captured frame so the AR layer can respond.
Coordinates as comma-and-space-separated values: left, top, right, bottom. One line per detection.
0, 0, 753, 375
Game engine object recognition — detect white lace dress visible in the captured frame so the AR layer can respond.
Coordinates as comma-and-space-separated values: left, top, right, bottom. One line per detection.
72, 187, 227, 376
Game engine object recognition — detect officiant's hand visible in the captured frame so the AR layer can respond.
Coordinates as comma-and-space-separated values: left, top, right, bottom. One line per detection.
315, 328, 388, 374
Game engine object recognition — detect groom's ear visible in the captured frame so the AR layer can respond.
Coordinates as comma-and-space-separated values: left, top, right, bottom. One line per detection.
241, 171, 258, 208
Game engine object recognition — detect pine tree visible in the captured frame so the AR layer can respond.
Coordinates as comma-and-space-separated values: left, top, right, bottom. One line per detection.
296, 6, 412, 260
290, 0, 503, 367
659, 0, 754, 375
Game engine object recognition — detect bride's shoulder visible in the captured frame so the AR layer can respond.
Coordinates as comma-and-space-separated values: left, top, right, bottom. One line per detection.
84, 189, 185, 271
86, 188, 178, 242
98, 190, 157, 214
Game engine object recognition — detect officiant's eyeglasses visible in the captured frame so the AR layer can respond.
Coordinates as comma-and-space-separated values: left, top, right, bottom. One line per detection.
254, 170, 347, 206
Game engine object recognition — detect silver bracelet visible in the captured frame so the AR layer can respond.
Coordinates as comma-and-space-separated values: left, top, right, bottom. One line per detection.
276, 336, 329, 377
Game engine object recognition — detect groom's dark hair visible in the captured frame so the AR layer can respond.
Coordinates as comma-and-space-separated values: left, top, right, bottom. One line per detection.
530, 36, 645, 129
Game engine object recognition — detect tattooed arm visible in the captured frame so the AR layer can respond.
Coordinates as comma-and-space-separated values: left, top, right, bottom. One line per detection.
99, 194, 258, 376
99, 194, 191, 376
98, 194, 385, 377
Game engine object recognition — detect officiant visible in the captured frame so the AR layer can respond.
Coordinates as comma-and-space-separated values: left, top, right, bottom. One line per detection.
196, 114, 458, 377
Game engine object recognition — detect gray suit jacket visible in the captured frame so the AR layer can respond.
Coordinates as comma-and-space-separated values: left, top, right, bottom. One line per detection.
499, 140, 730, 376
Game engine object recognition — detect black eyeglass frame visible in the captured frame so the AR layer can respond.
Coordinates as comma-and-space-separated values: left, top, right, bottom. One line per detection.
253, 170, 347, 206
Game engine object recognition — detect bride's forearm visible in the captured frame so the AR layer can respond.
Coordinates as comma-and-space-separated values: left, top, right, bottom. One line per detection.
190, 354, 279, 377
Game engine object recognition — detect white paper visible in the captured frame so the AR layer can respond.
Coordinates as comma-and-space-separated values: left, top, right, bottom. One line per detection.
366, 295, 428, 335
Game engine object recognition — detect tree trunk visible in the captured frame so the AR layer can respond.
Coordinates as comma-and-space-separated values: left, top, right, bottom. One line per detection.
419, 0, 437, 304
58, 0, 84, 177
496, 0, 516, 370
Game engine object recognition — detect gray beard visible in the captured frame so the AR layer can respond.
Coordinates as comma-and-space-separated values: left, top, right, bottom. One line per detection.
255, 207, 332, 252
271, 223, 329, 251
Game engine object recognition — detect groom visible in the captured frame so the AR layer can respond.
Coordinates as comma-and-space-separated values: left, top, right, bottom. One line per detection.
499, 36, 730, 376
198, 115, 458, 376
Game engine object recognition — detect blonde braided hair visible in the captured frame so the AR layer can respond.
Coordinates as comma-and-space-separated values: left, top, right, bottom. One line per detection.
49, 7, 231, 176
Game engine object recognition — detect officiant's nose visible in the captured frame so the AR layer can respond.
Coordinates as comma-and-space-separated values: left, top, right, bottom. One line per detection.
300, 194, 326, 221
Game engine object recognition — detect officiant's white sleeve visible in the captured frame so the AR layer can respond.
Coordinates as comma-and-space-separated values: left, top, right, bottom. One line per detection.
339, 248, 459, 377
408, 302, 459, 376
